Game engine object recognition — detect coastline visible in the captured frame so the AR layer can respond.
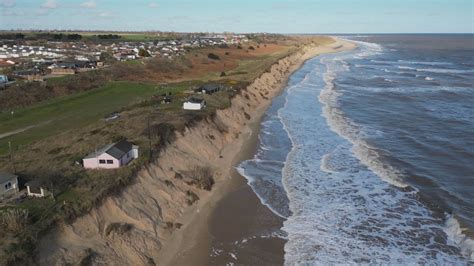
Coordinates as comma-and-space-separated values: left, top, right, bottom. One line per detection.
36, 37, 356, 265
159, 38, 357, 265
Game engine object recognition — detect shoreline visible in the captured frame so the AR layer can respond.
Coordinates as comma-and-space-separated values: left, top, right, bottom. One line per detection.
159, 38, 357, 265
36, 37, 356, 265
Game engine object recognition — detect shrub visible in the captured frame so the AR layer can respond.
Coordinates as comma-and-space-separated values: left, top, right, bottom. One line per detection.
220, 71, 226, 77
207, 53, 220, 60
105, 222, 133, 236
0, 209, 29, 232
249, 46, 255, 50
185, 190, 199, 205
244, 112, 251, 120
192, 166, 215, 191
138, 48, 151, 57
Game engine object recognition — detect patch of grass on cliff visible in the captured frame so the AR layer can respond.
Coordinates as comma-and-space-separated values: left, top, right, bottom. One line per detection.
0, 81, 160, 155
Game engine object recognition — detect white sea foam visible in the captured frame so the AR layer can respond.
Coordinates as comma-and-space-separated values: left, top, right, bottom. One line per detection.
398, 59, 453, 66
279, 44, 470, 264
445, 215, 474, 262
239, 39, 472, 264
398, 65, 472, 74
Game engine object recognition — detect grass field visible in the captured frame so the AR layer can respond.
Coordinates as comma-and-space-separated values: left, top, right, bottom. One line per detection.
0, 82, 163, 154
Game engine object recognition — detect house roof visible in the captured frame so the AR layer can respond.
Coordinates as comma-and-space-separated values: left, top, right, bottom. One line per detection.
186, 97, 204, 104
84, 139, 135, 160
25, 179, 46, 188
200, 84, 220, 90
0, 172, 18, 184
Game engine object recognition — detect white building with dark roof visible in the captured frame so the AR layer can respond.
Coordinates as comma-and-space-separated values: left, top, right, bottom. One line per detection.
83, 140, 139, 169
183, 97, 206, 110
0, 172, 19, 197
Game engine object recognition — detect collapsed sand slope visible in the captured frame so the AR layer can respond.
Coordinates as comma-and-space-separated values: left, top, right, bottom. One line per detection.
38, 38, 355, 265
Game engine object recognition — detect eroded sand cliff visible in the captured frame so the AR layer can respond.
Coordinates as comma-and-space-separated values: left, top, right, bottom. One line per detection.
38, 38, 354, 265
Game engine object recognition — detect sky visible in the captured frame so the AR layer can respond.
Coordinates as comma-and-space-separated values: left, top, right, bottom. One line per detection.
0, 0, 473, 33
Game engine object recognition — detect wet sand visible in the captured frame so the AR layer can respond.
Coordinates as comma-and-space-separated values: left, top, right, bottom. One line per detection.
207, 116, 286, 265
159, 39, 356, 266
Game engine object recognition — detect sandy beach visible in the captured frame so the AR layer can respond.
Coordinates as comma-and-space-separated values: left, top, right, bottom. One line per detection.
34, 37, 355, 266
158, 38, 356, 265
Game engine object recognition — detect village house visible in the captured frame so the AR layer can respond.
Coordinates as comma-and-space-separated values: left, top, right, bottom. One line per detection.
0, 75, 8, 84
83, 139, 139, 169
13, 69, 44, 82
183, 97, 206, 110
0, 172, 19, 198
50, 62, 77, 75
26, 180, 48, 198
194, 84, 222, 95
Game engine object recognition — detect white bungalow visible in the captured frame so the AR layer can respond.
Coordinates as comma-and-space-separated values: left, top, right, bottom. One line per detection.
0, 172, 19, 198
83, 139, 139, 169
183, 97, 206, 110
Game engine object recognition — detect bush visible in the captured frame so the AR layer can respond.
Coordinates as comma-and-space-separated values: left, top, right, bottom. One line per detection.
220, 71, 226, 77
249, 46, 255, 50
207, 53, 220, 60
192, 166, 215, 191
138, 48, 151, 57
105, 223, 133, 236
185, 190, 199, 205
148, 122, 176, 147
0, 209, 29, 233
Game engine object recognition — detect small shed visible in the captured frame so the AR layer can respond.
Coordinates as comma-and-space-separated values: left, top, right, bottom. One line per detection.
194, 84, 222, 95
183, 97, 206, 110
26, 180, 48, 198
0, 172, 19, 197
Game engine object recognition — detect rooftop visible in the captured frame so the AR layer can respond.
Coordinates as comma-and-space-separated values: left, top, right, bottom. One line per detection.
84, 139, 135, 160
0, 172, 17, 184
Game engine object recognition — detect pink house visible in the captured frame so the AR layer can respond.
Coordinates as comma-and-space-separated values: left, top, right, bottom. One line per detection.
83, 139, 139, 169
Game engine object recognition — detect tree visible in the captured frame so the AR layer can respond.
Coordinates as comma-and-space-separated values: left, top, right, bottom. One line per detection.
207, 53, 220, 60
138, 48, 151, 57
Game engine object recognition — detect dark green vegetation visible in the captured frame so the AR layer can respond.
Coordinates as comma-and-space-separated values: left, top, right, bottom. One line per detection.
0, 31, 182, 43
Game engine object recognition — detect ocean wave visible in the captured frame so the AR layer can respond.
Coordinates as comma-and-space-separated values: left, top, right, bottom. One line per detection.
398, 65, 473, 74
398, 60, 453, 66
444, 215, 474, 262
319, 65, 408, 188
279, 51, 470, 264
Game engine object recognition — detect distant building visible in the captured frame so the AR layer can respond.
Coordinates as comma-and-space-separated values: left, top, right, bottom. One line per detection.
194, 84, 222, 95
50, 62, 77, 75
0, 172, 19, 198
13, 69, 44, 82
26, 180, 48, 198
0, 75, 8, 83
183, 97, 206, 110
83, 139, 139, 169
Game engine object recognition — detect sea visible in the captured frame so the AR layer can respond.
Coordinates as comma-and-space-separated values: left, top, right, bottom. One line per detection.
237, 34, 474, 264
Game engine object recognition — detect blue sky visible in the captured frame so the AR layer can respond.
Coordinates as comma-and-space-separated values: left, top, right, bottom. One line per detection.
1, 0, 473, 33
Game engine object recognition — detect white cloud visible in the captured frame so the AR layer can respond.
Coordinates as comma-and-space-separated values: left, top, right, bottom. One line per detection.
98, 11, 113, 17
1, 0, 15, 8
148, 2, 158, 8
41, 0, 58, 9
80, 0, 96, 9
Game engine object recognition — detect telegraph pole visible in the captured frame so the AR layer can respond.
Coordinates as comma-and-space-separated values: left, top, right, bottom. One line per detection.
8, 141, 17, 173
148, 116, 152, 161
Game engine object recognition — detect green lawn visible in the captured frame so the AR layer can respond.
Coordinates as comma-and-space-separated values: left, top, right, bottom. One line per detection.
0, 82, 162, 154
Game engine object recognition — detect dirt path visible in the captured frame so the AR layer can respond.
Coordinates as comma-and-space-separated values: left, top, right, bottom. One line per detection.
0, 120, 53, 140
